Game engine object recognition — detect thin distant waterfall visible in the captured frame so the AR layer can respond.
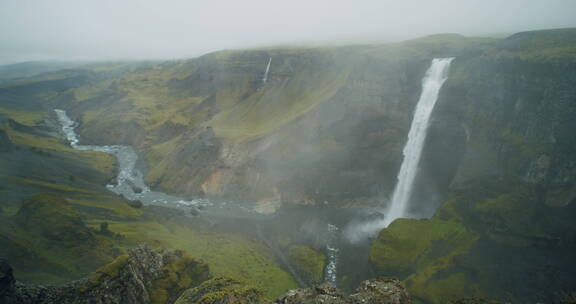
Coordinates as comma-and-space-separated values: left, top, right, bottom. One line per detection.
262, 57, 272, 83
383, 58, 454, 225
343, 58, 454, 243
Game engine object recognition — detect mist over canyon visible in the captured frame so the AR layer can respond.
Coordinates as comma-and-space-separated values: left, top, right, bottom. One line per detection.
1, 20, 576, 304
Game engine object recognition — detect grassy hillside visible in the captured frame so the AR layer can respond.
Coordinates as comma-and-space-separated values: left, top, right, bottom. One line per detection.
371, 179, 576, 304
0, 107, 297, 299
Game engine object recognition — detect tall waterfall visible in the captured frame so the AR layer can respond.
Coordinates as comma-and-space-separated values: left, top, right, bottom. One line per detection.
343, 58, 454, 243
262, 57, 272, 83
384, 58, 454, 225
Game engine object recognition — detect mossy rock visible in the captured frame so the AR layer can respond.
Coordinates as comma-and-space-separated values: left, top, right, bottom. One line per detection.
85, 254, 130, 288
76, 246, 211, 303
150, 250, 211, 304
370, 215, 480, 303
174, 277, 266, 304
370, 218, 478, 277
371, 177, 576, 303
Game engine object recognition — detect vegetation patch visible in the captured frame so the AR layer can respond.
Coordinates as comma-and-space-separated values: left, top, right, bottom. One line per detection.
175, 277, 265, 304
150, 251, 210, 304
287, 245, 326, 285
370, 215, 480, 303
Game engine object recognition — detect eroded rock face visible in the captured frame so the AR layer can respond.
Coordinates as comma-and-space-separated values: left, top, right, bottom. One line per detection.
275, 278, 410, 304
3, 245, 210, 304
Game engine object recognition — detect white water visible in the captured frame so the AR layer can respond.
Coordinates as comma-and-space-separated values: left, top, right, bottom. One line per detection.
343, 58, 454, 243
262, 57, 272, 83
324, 223, 339, 285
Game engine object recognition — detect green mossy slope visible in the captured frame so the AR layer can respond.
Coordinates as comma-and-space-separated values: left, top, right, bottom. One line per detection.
0, 107, 298, 298
287, 245, 326, 285
371, 178, 576, 304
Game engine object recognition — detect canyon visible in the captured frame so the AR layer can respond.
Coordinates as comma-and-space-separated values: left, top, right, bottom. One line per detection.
0, 28, 575, 303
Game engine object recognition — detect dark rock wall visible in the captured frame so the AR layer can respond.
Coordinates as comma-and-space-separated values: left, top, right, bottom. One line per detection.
370, 30, 576, 304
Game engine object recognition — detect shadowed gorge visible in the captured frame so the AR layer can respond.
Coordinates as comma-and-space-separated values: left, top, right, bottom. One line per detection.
1, 20, 576, 304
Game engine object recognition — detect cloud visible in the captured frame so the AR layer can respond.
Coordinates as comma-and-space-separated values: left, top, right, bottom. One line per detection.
1, 0, 576, 64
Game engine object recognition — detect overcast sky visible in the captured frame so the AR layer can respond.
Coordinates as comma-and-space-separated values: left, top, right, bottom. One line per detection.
1, 0, 576, 64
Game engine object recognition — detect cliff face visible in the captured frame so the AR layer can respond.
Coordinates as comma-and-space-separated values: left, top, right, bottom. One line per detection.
0, 34, 486, 213
370, 29, 576, 304
206, 50, 428, 206
37, 35, 487, 211
440, 30, 576, 189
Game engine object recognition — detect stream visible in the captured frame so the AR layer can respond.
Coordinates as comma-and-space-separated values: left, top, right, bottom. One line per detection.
55, 109, 265, 220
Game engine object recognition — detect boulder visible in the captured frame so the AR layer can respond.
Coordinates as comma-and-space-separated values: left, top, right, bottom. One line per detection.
275, 278, 410, 304
175, 277, 264, 304
276, 283, 349, 304
350, 278, 411, 304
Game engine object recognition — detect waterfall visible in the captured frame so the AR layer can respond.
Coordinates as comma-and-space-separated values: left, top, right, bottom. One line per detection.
343, 58, 454, 243
324, 224, 339, 285
262, 57, 272, 84
383, 57, 454, 224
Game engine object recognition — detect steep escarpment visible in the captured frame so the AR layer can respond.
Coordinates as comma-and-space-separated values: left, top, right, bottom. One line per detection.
166, 36, 477, 209
371, 28, 576, 304
439, 29, 576, 189
39, 35, 487, 211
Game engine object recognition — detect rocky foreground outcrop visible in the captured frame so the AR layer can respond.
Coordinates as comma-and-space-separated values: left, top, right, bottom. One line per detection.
0, 245, 210, 304
275, 278, 410, 304
173, 277, 410, 304
2, 244, 525, 304
1, 244, 410, 304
